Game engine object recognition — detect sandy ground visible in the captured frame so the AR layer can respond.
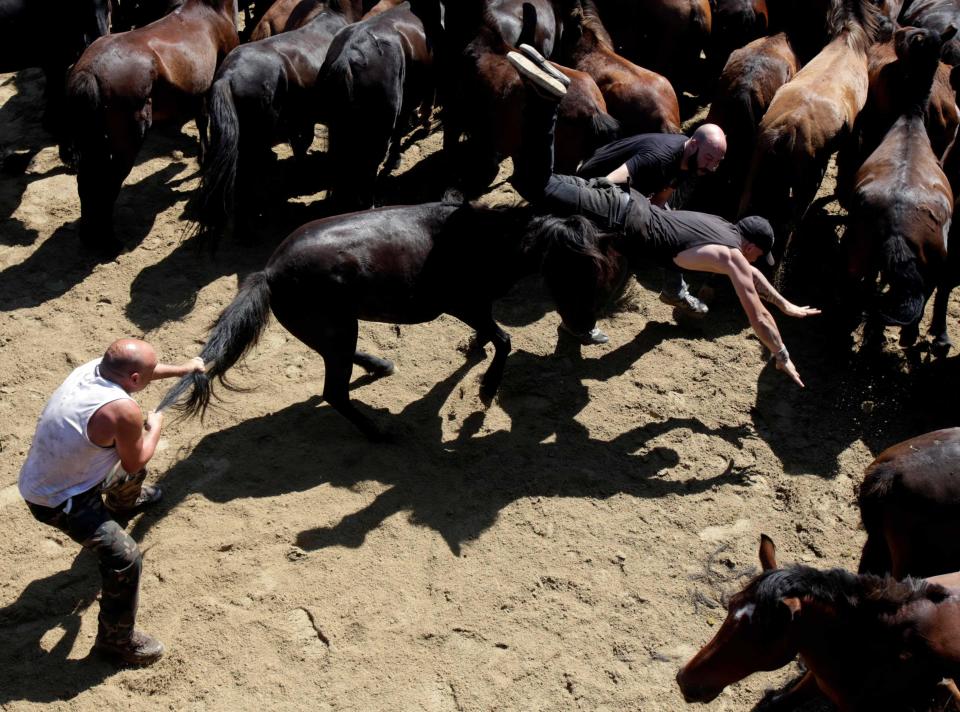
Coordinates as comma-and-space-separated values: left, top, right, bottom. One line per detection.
2, 63, 960, 712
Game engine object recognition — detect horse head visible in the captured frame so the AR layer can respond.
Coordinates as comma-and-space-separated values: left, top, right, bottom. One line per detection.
895, 24, 958, 76
676, 535, 803, 703
525, 214, 626, 336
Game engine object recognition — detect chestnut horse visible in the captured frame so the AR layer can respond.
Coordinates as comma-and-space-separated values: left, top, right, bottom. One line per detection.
66, 0, 238, 252
157, 200, 624, 439
738, 0, 888, 245
559, 0, 681, 135
444, 2, 620, 194
190, 0, 364, 240
691, 31, 798, 217
0, 0, 110, 139
248, 0, 300, 39
843, 26, 955, 350
677, 535, 960, 711
859, 429, 960, 579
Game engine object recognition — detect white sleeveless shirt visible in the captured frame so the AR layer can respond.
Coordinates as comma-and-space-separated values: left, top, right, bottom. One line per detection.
19, 358, 135, 507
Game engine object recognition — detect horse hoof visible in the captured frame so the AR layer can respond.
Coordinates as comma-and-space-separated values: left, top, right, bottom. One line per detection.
368, 360, 395, 377
931, 337, 953, 358
479, 383, 499, 406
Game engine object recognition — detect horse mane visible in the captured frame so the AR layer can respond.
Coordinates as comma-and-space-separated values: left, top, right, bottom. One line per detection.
523, 214, 623, 286
827, 0, 890, 53
576, 0, 615, 50
752, 565, 950, 623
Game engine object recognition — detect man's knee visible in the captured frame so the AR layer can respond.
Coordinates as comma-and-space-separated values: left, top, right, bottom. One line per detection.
86, 520, 142, 573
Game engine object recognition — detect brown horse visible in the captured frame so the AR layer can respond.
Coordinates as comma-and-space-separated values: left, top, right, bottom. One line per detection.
843, 26, 955, 350
248, 0, 300, 39
559, 0, 681, 135
738, 0, 887, 244
157, 200, 623, 439
66, 0, 238, 252
444, 2, 619, 194
592, 0, 712, 95
691, 31, 798, 217
859, 429, 960, 579
677, 535, 960, 711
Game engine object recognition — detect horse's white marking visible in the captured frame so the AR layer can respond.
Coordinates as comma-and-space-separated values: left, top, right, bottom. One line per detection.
733, 603, 756, 622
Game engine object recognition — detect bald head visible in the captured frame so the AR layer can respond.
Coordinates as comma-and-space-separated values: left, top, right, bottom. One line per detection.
101, 338, 157, 392
686, 123, 727, 175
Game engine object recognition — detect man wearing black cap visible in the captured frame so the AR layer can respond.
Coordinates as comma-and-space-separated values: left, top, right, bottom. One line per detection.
505, 45, 819, 387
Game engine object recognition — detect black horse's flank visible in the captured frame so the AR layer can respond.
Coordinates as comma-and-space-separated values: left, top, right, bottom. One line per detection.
159, 200, 625, 439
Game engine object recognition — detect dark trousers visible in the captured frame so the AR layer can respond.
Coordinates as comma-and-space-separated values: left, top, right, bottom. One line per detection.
511, 95, 635, 231
26, 469, 147, 642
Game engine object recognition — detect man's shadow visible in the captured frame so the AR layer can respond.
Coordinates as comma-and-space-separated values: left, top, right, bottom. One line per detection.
0, 551, 118, 704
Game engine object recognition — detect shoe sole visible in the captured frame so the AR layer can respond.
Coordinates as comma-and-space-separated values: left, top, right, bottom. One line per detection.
506, 52, 567, 100
94, 643, 165, 666
517, 43, 571, 87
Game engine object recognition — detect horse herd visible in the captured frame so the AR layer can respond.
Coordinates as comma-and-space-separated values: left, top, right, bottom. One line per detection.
7, 0, 960, 708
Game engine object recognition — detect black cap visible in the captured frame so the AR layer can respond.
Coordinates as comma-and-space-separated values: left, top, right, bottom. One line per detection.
736, 216, 776, 266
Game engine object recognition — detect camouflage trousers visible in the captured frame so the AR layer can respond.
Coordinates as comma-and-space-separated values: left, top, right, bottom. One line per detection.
26, 469, 148, 642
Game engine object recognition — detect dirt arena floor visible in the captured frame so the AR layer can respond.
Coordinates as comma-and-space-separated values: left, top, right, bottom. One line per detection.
2, 64, 960, 712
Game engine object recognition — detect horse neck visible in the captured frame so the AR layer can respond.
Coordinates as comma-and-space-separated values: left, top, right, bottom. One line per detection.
567, 3, 613, 61
899, 57, 941, 119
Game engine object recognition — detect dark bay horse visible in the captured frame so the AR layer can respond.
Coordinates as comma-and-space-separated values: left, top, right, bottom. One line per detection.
318, 1, 438, 209
900, 0, 960, 64
66, 0, 238, 252
738, 0, 888, 244
157, 200, 624, 439
859, 428, 960, 579
592, 0, 712, 94
843, 26, 955, 350
559, 0, 681, 135
677, 535, 960, 711
190, 0, 364, 240
0, 0, 110, 138
444, 3, 619, 194
691, 31, 798, 217
706, 0, 768, 75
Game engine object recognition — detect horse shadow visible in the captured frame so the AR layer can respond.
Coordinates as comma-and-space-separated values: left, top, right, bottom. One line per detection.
0, 70, 69, 248
130, 323, 754, 555
0, 551, 118, 704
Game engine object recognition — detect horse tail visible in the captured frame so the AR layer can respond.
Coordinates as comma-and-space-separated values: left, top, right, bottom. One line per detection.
588, 111, 621, 152
857, 463, 897, 574
157, 271, 273, 419
737, 127, 793, 218
190, 77, 240, 241
65, 69, 103, 158
878, 234, 925, 326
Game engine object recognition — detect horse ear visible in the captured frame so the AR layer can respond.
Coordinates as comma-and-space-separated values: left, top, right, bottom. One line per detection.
943, 25, 959, 43
780, 596, 802, 619
759, 534, 778, 570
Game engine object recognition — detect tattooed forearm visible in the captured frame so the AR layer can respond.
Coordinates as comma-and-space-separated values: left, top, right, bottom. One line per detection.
752, 269, 786, 309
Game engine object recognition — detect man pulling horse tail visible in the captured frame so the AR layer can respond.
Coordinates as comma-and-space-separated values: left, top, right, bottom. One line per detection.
506, 45, 820, 386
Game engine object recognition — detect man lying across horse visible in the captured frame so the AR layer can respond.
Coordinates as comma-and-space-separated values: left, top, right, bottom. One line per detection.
506, 45, 820, 387
577, 120, 729, 330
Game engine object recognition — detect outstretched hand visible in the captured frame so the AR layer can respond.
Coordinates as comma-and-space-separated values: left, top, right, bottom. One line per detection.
776, 357, 805, 387
782, 303, 821, 318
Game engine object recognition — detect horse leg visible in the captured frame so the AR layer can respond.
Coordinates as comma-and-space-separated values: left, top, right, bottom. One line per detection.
857, 533, 892, 575
196, 98, 209, 165
759, 670, 821, 711
930, 275, 956, 356
453, 310, 511, 403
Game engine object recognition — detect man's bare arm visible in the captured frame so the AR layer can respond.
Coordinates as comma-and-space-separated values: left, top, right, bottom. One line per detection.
750, 266, 822, 318
95, 400, 164, 473
151, 357, 205, 381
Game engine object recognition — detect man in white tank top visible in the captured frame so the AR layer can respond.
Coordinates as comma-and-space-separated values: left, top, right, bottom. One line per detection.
19, 338, 203, 665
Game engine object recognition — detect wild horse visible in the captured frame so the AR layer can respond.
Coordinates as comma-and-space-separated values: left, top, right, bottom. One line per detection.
66, 0, 238, 252
0, 0, 110, 141
158, 199, 625, 439
190, 0, 365, 240
677, 535, 960, 711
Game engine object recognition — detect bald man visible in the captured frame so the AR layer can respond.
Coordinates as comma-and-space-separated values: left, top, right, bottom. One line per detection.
18, 339, 203, 665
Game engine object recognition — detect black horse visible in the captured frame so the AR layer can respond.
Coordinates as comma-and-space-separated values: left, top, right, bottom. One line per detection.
190, 0, 365, 240
159, 198, 624, 438
0, 0, 110, 139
